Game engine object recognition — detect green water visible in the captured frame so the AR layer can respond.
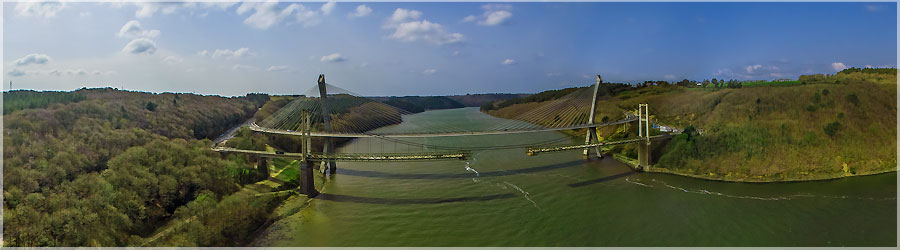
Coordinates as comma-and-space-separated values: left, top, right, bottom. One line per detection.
253, 107, 897, 247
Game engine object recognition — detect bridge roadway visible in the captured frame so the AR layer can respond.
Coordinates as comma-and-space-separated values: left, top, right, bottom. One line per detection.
248, 117, 637, 138
526, 134, 672, 155
212, 147, 469, 161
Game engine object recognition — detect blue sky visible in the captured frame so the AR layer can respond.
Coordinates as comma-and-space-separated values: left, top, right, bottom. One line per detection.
3, 1, 897, 96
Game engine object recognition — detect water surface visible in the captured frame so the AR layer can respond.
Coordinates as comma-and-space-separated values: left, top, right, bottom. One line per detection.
253, 107, 896, 247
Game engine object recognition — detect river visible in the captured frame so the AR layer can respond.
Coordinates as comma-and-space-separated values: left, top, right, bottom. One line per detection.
251, 107, 896, 247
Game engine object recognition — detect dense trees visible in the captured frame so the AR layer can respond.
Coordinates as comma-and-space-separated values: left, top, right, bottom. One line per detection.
3, 90, 86, 114
3, 88, 265, 246
839, 67, 897, 75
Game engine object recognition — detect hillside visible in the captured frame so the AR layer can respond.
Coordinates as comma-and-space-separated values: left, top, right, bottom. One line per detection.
369, 96, 464, 113
2, 88, 269, 246
485, 70, 897, 181
445, 93, 530, 107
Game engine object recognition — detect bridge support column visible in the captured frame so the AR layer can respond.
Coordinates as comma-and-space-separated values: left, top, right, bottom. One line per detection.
317, 74, 337, 175
583, 127, 602, 158
299, 159, 318, 196
583, 75, 604, 159
256, 156, 268, 179
637, 104, 651, 171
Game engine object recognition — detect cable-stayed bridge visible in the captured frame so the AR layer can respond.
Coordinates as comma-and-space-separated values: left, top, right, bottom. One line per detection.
215, 74, 671, 195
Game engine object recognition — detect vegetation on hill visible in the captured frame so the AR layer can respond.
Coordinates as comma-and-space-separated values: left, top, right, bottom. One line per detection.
371, 96, 465, 113
484, 71, 897, 181
3, 90, 86, 114
445, 93, 530, 107
3, 88, 268, 246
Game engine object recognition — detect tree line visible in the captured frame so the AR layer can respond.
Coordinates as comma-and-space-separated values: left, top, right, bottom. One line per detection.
3, 88, 267, 246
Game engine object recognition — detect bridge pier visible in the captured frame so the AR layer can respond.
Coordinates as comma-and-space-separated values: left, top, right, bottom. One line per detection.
637, 103, 651, 171
299, 159, 319, 197
317, 74, 338, 175
256, 156, 268, 179
583, 75, 604, 159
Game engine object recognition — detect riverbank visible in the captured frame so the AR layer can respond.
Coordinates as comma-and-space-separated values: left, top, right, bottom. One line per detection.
611, 152, 897, 183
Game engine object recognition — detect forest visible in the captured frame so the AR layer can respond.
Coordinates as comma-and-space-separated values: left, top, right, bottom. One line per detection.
3, 88, 267, 246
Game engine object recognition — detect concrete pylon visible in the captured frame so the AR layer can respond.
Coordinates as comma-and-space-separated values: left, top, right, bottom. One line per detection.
583, 75, 603, 159
637, 104, 651, 171
256, 156, 268, 179
317, 74, 337, 175
299, 159, 318, 197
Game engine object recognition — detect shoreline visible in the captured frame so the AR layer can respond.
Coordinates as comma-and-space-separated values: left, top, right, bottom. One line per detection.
610, 153, 898, 183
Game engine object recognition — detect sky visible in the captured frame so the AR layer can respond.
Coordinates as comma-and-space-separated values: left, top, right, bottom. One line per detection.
3, 1, 897, 96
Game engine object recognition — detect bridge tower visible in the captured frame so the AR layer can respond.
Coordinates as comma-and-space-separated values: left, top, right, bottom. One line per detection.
637, 104, 651, 171
298, 109, 319, 196
317, 74, 337, 175
582, 75, 604, 159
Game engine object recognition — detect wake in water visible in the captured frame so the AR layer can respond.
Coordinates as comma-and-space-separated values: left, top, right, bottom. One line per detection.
504, 181, 541, 210
623, 177, 896, 201
625, 177, 653, 187
461, 155, 542, 210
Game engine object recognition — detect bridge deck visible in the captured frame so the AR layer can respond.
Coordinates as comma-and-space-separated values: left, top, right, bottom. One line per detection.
527, 135, 672, 155
213, 147, 468, 161
248, 117, 636, 138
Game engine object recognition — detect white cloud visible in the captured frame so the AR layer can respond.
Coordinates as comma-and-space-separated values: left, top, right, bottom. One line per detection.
237, 1, 326, 29
831, 62, 848, 71
232, 64, 259, 71
163, 56, 183, 65
198, 48, 256, 59
66, 69, 88, 76
546, 72, 560, 77
745, 64, 762, 73
320, 53, 346, 63
294, 5, 322, 27
388, 8, 423, 25
384, 10, 465, 46
423, 69, 437, 75
129, 2, 235, 18
452, 51, 461, 56
15, 54, 52, 66
237, 1, 300, 30
462, 4, 513, 26
267, 65, 289, 72
118, 20, 160, 39
15, 1, 66, 20
360, 62, 370, 68
134, 2, 182, 18
122, 38, 158, 55
348, 5, 372, 18
663, 74, 676, 80
8, 69, 26, 77
79, 12, 92, 18
480, 10, 512, 26
501, 59, 516, 65
864, 64, 873, 68
321, 1, 336, 15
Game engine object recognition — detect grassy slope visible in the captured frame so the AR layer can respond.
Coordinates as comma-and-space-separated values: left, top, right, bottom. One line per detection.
486, 73, 897, 181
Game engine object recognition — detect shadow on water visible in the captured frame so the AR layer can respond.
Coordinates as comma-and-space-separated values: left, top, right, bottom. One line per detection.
314, 193, 516, 205
336, 160, 586, 179
568, 171, 635, 187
